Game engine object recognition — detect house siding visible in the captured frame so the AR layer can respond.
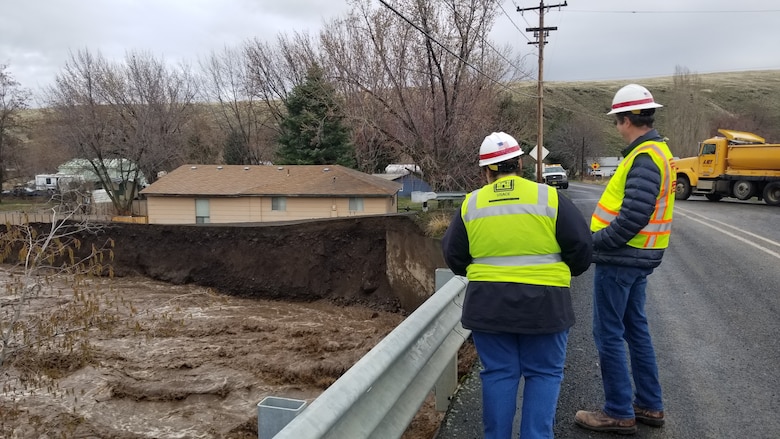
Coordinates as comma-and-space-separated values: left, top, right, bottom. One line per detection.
209, 197, 262, 223
145, 195, 397, 224
147, 197, 196, 224
397, 174, 431, 197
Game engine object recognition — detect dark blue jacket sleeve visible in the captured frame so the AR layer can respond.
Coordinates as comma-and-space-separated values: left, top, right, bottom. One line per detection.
593, 154, 660, 250
555, 194, 593, 276
441, 211, 470, 276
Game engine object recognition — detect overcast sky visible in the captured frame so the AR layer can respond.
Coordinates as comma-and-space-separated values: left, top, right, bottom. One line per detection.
3, 0, 780, 99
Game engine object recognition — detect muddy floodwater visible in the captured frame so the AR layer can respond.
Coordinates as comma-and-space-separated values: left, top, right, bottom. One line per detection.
0, 269, 464, 438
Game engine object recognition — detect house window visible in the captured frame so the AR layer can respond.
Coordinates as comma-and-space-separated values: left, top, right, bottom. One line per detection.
271, 197, 286, 211
195, 199, 210, 223
349, 197, 364, 212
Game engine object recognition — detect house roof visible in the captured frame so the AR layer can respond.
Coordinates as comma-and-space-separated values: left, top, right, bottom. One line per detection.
141, 164, 402, 197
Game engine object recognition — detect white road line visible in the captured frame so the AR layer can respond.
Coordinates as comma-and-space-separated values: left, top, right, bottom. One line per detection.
675, 208, 780, 260
675, 206, 780, 248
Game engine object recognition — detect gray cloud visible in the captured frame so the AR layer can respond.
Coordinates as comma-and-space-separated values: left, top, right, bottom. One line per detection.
2, 0, 779, 96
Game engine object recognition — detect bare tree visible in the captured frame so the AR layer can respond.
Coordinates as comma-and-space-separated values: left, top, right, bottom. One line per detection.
666, 65, 710, 157
244, 31, 321, 161
199, 46, 271, 164
44, 50, 198, 215
546, 113, 607, 178
183, 111, 223, 164
0, 200, 115, 368
0, 65, 32, 199
321, 0, 525, 190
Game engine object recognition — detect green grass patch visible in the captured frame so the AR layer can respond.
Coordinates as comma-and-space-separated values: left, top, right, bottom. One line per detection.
397, 196, 462, 238
0, 198, 52, 212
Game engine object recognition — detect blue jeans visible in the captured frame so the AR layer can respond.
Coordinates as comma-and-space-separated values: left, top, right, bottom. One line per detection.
472, 330, 569, 439
593, 263, 663, 419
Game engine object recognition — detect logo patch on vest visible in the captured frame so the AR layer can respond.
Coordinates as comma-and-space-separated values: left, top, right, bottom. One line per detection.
494, 180, 514, 192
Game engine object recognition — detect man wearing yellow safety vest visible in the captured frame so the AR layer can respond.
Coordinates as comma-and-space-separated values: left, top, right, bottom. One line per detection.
443, 131, 592, 439
575, 84, 675, 435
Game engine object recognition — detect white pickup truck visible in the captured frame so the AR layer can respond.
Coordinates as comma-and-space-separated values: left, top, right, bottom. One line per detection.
542, 164, 569, 189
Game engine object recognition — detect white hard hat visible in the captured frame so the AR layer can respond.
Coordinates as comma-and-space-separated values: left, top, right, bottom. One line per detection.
479, 132, 523, 167
607, 84, 663, 115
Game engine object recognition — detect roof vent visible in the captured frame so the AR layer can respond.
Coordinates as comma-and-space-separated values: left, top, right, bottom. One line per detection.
217, 166, 223, 170
244, 167, 249, 170
277, 166, 284, 170
323, 167, 330, 172
190, 166, 197, 170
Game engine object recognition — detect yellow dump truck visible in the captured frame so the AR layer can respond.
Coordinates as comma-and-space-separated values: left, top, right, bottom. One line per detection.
674, 129, 780, 206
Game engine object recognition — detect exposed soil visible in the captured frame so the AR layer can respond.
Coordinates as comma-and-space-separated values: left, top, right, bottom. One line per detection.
0, 216, 476, 438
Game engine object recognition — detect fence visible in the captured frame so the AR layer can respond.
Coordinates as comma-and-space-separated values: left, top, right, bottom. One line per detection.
0, 211, 113, 225
270, 269, 470, 439
0, 197, 148, 225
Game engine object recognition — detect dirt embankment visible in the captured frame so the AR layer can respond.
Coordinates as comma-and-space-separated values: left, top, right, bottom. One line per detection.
73, 214, 446, 313
1, 214, 471, 438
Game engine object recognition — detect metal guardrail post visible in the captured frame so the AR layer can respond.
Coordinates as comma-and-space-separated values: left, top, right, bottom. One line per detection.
433, 268, 458, 412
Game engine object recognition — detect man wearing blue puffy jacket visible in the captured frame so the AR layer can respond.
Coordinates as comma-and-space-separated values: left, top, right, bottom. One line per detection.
575, 84, 676, 435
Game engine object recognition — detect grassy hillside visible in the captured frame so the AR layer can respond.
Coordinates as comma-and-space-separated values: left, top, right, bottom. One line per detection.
544, 70, 780, 116
511, 69, 780, 157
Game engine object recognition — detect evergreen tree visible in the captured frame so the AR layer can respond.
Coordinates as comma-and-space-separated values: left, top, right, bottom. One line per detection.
276, 64, 356, 167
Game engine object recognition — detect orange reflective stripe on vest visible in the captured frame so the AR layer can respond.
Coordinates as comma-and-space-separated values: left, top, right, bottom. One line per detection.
591, 140, 675, 249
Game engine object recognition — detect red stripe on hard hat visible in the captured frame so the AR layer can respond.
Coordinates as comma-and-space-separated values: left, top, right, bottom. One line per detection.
480, 145, 520, 160
612, 97, 654, 110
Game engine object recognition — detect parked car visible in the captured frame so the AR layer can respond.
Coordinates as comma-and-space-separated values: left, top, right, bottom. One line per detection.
541, 164, 569, 189
3, 187, 53, 198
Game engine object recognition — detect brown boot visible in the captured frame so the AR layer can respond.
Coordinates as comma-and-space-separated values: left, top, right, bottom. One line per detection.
634, 405, 665, 427
575, 409, 637, 435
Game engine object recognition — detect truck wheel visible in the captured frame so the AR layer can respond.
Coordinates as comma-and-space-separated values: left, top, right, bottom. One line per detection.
675, 176, 691, 200
763, 182, 780, 206
705, 194, 722, 202
732, 180, 756, 200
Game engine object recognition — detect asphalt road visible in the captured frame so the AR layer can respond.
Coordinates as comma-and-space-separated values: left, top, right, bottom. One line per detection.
436, 182, 780, 439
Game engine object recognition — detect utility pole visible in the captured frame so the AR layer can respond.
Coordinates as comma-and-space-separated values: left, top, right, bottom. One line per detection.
581, 137, 586, 180
518, 1, 567, 182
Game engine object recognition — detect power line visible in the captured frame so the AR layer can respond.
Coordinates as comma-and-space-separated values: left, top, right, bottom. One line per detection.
497, 0, 534, 44
374, 1, 608, 143
377, 0, 538, 99
567, 9, 780, 14
447, 4, 528, 79
497, 0, 539, 80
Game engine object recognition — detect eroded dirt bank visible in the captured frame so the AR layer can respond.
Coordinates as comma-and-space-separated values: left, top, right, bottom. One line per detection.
65, 214, 446, 312
1, 214, 472, 438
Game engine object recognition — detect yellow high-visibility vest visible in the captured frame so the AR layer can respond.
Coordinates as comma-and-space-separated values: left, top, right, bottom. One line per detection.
461, 176, 571, 287
591, 140, 675, 249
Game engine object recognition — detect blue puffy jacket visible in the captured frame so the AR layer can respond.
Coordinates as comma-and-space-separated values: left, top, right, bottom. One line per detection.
592, 129, 668, 269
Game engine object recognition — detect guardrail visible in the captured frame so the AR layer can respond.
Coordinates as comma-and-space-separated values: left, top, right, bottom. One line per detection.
410, 191, 467, 212
271, 269, 470, 439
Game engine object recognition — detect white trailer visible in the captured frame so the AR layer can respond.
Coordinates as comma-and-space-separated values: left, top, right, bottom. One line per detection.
34, 174, 81, 191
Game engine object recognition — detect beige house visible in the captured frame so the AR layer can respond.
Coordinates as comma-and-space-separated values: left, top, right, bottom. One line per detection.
140, 164, 402, 224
